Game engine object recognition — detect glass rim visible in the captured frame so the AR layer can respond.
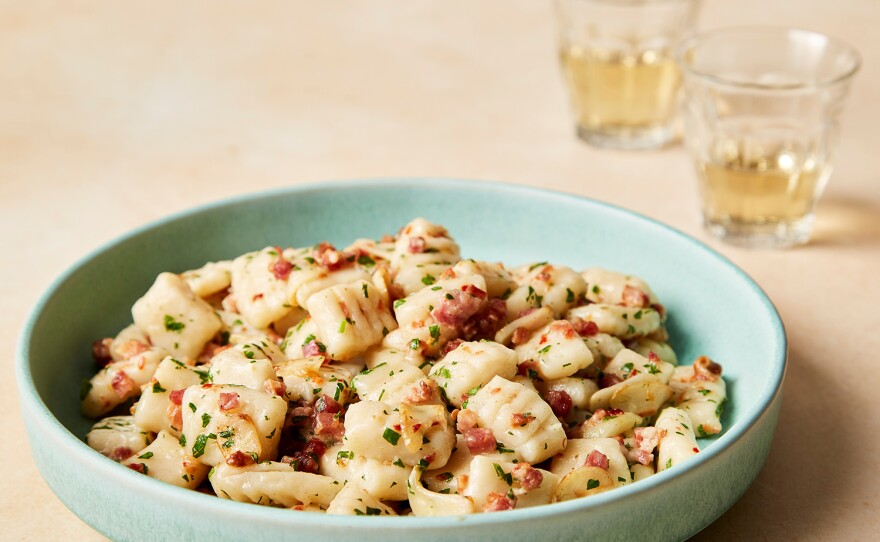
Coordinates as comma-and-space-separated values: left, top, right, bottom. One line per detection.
676, 26, 862, 91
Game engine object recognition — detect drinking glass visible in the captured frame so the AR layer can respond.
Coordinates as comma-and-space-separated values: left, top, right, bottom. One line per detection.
678, 27, 861, 248
555, 0, 701, 150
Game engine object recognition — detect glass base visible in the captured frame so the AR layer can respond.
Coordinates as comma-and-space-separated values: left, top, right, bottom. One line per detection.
576, 123, 675, 151
704, 214, 815, 249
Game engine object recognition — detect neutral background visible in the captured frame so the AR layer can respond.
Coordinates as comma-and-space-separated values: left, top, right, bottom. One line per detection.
2, 1, 878, 540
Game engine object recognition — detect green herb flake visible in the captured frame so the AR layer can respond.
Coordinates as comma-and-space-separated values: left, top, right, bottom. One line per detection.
493, 463, 513, 485
434, 367, 452, 379
429, 324, 440, 344
666, 458, 673, 469
383, 428, 401, 445
192, 434, 208, 458
201, 413, 212, 428
357, 255, 375, 266
138, 452, 154, 459
152, 381, 167, 394
495, 442, 515, 454
393, 299, 406, 309
566, 288, 575, 303
421, 275, 436, 286
587, 479, 600, 490
409, 338, 421, 351
337, 450, 355, 461
163, 314, 185, 333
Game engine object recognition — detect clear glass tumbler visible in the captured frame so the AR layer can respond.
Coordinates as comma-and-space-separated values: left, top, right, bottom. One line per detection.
554, 0, 701, 150
678, 27, 861, 248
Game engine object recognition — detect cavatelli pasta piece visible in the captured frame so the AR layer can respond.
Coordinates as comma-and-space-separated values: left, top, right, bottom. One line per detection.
343, 401, 454, 469
631, 338, 678, 366
550, 438, 631, 488
280, 314, 321, 359
229, 247, 299, 329
589, 349, 675, 416
351, 358, 440, 406
390, 218, 461, 296
655, 407, 700, 471
86, 416, 153, 461
209, 462, 341, 508
132, 356, 210, 436
292, 263, 373, 310
566, 304, 662, 340
447, 259, 518, 299
82, 348, 166, 418
181, 384, 287, 467
307, 279, 398, 361
464, 376, 566, 464
494, 307, 554, 346
106, 325, 150, 363
574, 410, 643, 440
535, 376, 599, 419
321, 443, 410, 501
462, 456, 558, 511
327, 484, 397, 516
408, 466, 473, 516
581, 268, 659, 308
181, 260, 233, 299
506, 263, 587, 319
122, 430, 209, 489
669, 356, 727, 436
384, 275, 488, 356
208, 340, 284, 390
429, 341, 518, 408
131, 272, 222, 360
514, 320, 594, 380
580, 332, 625, 368
276, 357, 355, 406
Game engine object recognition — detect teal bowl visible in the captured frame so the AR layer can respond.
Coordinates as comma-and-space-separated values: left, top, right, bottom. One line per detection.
17, 179, 786, 541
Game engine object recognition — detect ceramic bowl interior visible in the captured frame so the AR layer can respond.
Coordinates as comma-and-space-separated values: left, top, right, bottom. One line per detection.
18, 179, 786, 542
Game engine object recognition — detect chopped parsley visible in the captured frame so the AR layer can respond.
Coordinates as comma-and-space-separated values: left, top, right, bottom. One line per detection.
587, 479, 600, 490
383, 428, 401, 446
192, 434, 208, 458
163, 315, 185, 332
493, 463, 513, 485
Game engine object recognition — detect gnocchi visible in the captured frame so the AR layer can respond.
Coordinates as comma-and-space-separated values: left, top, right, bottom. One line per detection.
81, 218, 729, 516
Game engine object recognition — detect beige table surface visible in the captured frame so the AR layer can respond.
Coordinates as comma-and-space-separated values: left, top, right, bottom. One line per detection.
2, 1, 878, 540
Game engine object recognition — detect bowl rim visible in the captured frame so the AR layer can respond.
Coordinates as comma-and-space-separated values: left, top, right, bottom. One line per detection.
16, 177, 787, 529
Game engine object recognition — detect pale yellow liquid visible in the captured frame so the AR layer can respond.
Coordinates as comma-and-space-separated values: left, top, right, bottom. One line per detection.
559, 45, 680, 132
697, 147, 828, 227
